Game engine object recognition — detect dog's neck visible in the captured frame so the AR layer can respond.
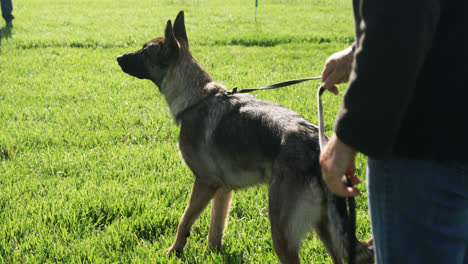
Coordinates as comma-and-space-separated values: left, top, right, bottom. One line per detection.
160, 56, 225, 124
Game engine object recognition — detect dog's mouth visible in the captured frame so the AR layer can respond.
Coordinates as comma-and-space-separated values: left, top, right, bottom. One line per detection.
117, 52, 150, 79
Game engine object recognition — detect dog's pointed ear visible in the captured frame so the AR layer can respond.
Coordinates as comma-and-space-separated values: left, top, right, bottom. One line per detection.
163, 20, 179, 57
173, 11, 189, 48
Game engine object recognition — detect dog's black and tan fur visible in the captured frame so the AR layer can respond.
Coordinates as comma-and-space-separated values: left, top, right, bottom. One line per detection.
117, 11, 373, 264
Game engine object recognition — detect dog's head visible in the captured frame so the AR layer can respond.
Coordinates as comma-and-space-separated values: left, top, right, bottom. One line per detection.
117, 11, 189, 88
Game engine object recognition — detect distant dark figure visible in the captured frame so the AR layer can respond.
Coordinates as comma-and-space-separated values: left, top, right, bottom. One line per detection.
1, 0, 14, 28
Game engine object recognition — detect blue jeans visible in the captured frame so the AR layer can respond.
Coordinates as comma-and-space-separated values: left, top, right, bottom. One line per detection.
367, 158, 468, 264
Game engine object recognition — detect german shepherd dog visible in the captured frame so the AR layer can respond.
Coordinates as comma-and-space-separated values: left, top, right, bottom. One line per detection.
117, 11, 373, 264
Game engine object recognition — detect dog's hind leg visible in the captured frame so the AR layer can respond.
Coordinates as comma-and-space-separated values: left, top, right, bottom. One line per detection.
208, 186, 232, 251
268, 174, 323, 264
315, 217, 344, 264
167, 178, 218, 255
269, 179, 301, 264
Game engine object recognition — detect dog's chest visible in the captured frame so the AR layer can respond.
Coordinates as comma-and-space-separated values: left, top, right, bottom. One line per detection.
178, 114, 275, 189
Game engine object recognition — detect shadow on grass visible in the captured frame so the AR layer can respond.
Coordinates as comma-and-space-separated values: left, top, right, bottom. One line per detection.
0, 26, 13, 52
0, 145, 14, 160
218, 250, 245, 264
177, 247, 245, 264
212, 35, 354, 47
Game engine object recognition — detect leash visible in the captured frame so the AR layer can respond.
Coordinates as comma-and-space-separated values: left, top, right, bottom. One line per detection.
317, 86, 356, 264
226, 76, 322, 94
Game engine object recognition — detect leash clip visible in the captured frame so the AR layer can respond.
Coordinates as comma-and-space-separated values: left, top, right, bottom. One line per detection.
227, 87, 238, 95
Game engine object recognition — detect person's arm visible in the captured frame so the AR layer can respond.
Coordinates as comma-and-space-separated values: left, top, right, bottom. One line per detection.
335, 0, 440, 158
320, 0, 440, 197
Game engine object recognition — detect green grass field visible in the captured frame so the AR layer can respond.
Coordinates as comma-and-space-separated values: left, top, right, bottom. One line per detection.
0, 0, 371, 263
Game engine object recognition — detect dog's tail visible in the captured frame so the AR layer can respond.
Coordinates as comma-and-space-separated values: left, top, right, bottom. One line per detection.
317, 86, 357, 264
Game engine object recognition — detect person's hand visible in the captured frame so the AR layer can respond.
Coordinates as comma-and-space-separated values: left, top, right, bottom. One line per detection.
321, 46, 354, 95
319, 133, 360, 197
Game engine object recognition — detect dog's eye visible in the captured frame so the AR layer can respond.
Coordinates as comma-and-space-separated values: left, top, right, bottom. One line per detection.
145, 46, 159, 57
143, 45, 169, 68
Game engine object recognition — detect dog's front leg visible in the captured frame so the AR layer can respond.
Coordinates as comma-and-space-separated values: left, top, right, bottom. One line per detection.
167, 178, 218, 255
208, 186, 232, 251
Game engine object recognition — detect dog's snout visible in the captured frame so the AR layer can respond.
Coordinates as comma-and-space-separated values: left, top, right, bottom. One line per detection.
117, 54, 125, 64
116, 52, 150, 80
117, 53, 134, 68
117, 53, 129, 69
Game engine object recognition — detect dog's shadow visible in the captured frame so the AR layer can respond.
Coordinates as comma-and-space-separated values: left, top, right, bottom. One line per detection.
178, 248, 245, 264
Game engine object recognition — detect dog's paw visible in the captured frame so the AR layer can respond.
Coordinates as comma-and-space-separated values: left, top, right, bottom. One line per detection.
207, 244, 223, 253
355, 241, 375, 264
166, 246, 183, 257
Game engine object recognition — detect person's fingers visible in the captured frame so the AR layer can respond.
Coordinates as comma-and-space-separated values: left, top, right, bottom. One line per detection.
348, 175, 361, 186
345, 186, 360, 197
321, 167, 344, 194
337, 74, 350, 85
331, 86, 339, 95
322, 70, 340, 90
320, 160, 360, 197
322, 68, 349, 94
345, 162, 355, 177
341, 174, 361, 196
323, 173, 360, 197
321, 61, 334, 82
327, 85, 339, 95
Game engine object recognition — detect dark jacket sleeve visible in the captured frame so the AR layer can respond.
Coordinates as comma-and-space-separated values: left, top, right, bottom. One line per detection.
334, 0, 440, 158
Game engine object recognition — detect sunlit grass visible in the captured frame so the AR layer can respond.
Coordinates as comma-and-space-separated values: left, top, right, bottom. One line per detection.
0, 0, 370, 263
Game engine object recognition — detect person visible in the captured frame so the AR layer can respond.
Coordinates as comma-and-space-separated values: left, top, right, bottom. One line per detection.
1, 0, 14, 28
319, 0, 468, 263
